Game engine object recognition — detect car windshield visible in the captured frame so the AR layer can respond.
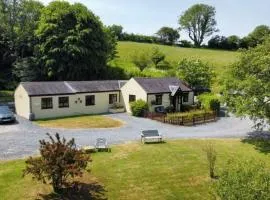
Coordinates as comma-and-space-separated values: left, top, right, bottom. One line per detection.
0, 106, 12, 114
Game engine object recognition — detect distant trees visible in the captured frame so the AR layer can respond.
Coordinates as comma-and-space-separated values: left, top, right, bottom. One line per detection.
208, 35, 240, 50
179, 4, 218, 47
156, 27, 180, 45
108, 24, 123, 40
208, 25, 270, 50
245, 25, 270, 48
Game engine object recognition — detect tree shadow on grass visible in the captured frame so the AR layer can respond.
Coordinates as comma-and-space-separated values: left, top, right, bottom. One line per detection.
242, 131, 270, 154
37, 181, 107, 200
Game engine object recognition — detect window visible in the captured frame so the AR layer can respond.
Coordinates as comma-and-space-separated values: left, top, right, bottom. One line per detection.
155, 94, 162, 105
41, 98, 53, 109
109, 94, 117, 104
85, 95, 95, 106
58, 97, 69, 108
129, 95, 136, 102
183, 93, 189, 103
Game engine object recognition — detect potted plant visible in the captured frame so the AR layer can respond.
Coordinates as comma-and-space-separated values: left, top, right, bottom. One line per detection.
109, 102, 125, 113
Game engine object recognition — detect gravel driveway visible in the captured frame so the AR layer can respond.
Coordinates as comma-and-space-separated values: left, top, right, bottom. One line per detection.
0, 113, 255, 160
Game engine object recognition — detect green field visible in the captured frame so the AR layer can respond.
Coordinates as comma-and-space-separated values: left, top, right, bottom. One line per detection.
0, 139, 268, 200
111, 42, 240, 91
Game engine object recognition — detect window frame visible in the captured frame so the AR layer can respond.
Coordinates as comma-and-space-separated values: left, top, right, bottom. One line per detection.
41, 97, 53, 110
109, 94, 118, 104
85, 95, 95, 106
129, 95, 136, 103
58, 97, 69, 108
182, 93, 189, 103
155, 94, 163, 105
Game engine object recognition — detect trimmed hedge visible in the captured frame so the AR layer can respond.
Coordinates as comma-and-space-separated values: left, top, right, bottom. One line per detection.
130, 99, 149, 117
197, 93, 220, 112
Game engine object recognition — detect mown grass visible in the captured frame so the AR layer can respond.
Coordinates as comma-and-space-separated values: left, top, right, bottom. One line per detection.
35, 115, 124, 129
111, 42, 240, 92
0, 139, 269, 200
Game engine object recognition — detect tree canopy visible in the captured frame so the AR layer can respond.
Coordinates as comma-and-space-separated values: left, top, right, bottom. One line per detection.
223, 37, 270, 128
177, 58, 214, 89
156, 26, 180, 45
246, 25, 270, 48
179, 4, 218, 47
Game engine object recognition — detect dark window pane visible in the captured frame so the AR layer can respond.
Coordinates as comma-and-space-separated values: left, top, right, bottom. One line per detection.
155, 95, 162, 105
59, 97, 69, 108
85, 95, 95, 106
183, 93, 189, 103
129, 95, 136, 102
41, 98, 53, 109
109, 94, 117, 104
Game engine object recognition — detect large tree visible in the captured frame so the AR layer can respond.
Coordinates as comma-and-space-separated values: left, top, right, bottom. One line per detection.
15, 1, 116, 81
179, 4, 218, 47
246, 25, 270, 48
223, 37, 270, 129
177, 58, 214, 89
156, 26, 180, 45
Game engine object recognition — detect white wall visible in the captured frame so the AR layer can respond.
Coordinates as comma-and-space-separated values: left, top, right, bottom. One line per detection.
182, 92, 194, 105
120, 78, 147, 113
14, 84, 30, 119
30, 91, 122, 119
147, 93, 171, 112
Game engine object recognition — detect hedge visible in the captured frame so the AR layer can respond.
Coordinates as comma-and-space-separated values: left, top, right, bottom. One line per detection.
130, 99, 149, 117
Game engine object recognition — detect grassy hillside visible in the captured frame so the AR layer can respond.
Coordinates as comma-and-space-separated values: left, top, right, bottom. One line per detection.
110, 42, 240, 91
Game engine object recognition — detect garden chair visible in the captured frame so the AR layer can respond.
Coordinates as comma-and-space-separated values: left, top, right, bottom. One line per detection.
141, 130, 163, 143
95, 138, 111, 152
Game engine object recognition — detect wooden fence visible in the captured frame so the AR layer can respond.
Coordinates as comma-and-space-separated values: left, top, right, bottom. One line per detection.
145, 112, 217, 126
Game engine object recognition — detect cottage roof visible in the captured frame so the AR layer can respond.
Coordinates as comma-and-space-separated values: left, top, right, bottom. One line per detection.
133, 77, 192, 94
21, 80, 126, 96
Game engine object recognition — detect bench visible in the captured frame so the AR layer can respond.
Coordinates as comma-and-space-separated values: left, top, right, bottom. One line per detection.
141, 130, 163, 143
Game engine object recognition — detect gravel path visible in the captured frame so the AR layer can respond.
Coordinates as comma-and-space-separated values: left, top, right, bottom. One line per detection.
0, 113, 255, 160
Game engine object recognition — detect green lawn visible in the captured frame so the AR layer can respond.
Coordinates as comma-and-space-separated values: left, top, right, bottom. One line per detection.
35, 115, 124, 129
0, 139, 269, 200
111, 42, 240, 92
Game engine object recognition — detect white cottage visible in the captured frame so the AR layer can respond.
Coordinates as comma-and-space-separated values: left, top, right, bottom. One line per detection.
121, 77, 194, 113
14, 77, 194, 120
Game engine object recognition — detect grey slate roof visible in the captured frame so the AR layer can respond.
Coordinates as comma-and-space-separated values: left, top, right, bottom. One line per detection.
134, 77, 192, 94
21, 80, 126, 96
21, 82, 75, 96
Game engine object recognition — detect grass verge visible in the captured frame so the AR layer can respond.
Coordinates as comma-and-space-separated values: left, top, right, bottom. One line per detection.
35, 115, 124, 129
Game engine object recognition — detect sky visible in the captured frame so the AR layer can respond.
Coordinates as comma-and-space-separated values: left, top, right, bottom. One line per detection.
40, 0, 270, 41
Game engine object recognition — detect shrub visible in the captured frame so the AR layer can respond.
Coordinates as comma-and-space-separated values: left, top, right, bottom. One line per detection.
165, 105, 174, 113
181, 104, 194, 112
197, 93, 220, 113
23, 133, 90, 193
203, 142, 217, 179
131, 51, 151, 72
214, 159, 270, 200
156, 60, 171, 70
130, 99, 149, 117
151, 47, 165, 67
